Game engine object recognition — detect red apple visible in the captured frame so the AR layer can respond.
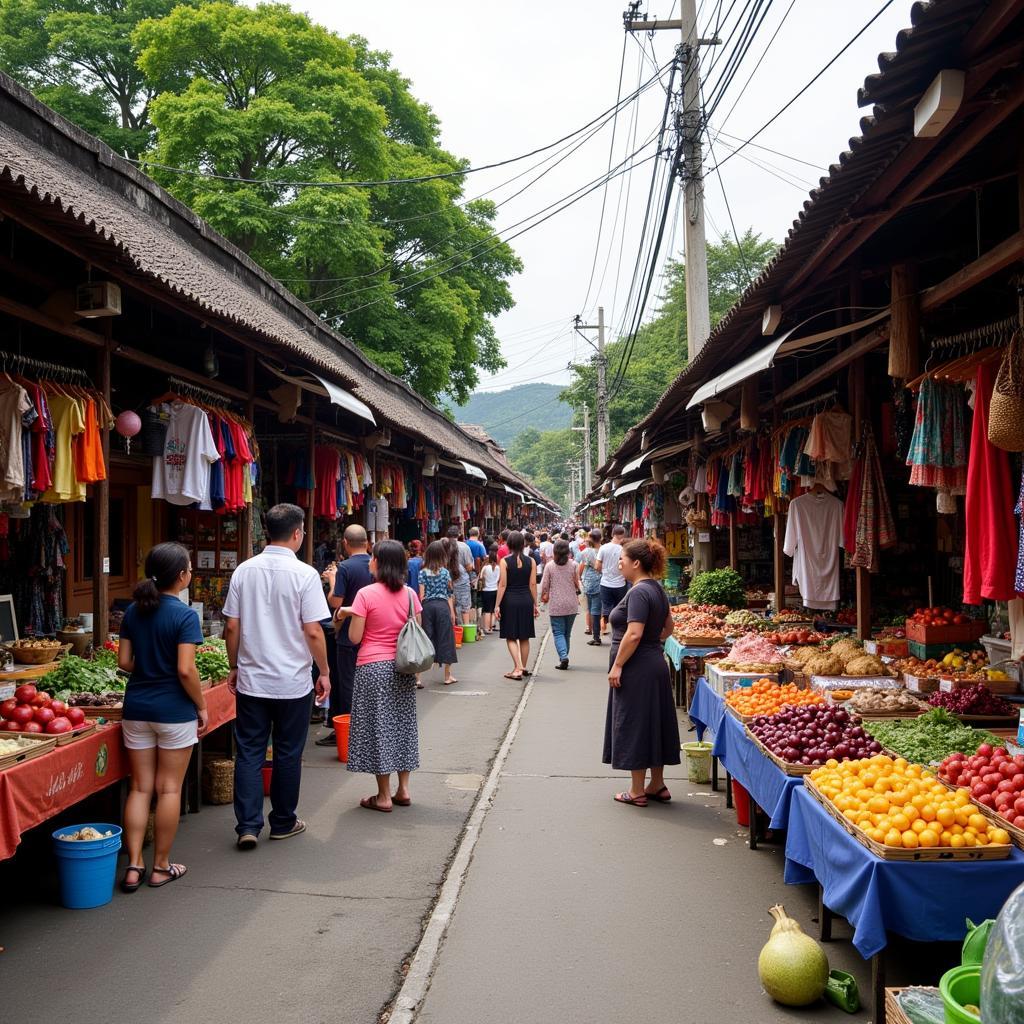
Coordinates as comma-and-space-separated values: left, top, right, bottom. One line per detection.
47, 699, 68, 716
1, 719, 22, 731
65, 707, 86, 726
12, 684, 36, 705
45, 717, 72, 734
22, 720, 43, 733
0, 698, 17, 718
29, 690, 50, 707
10, 705, 34, 725
32, 706, 54, 725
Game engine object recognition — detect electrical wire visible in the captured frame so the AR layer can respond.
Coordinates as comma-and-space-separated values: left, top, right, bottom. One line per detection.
706, 0, 898, 175
709, 125, 824, 170
128, 62, 673, 190
703, 93, 753, 283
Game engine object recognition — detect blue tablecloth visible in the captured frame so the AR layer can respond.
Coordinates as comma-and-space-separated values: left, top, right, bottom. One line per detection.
663, 638, 726, 671
784, 786, 1024, 959
687, 677, 804, 829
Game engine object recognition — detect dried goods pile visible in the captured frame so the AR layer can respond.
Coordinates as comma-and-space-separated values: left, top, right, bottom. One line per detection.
847, 688, 928, 715
717, 633, 783, 672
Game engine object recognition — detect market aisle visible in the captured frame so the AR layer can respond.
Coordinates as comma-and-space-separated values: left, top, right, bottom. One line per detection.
0, 628, 531, 1024
414, 621, 878, 1024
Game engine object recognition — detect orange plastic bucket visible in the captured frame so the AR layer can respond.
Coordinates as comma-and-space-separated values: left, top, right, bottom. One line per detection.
332, 714, 351, 762
454, 625, 464, 648
732, 780, 751, 827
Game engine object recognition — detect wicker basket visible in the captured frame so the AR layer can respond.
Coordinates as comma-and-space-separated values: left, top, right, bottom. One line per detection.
202, 758, 234, 805
5, 642, 69, 665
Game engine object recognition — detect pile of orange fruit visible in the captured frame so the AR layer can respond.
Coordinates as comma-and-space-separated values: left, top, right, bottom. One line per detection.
725, 679, 824, 717
809, 754, 1011, 850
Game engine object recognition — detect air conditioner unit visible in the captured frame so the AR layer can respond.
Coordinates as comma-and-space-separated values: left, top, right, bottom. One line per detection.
422, 448, 438, 476
75, 281, 121, 318
701, 400, 734, 433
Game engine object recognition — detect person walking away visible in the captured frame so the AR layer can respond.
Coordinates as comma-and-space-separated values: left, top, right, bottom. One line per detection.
117, 543, 207, 891
334, 541, 422, 812
495, 530, 538, 680
406, 539, 424, 592
318, 524, 372, 746
541, 539, 581, 670
479, 544, 501, 635
447, 526, 476, 626
579, 528, 605, 643
603, 539, 680, 805
526, 532, 542, 585
596, 524, 628, 637
496, 529, 511, 559
538, 532, 554, 568
418, 540, 458, 684
223, 504, 331, 848
466, 527, 487, 627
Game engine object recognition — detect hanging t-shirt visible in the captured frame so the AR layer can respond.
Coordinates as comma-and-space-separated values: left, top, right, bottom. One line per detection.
41, 394, 86, 503
72, 398, 106, 485
0, 381, 31, 501
152, 401, 220, 506
783, 491, 844, 609
29, 385, 52, 494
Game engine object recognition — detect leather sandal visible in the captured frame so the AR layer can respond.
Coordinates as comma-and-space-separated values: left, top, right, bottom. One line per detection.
120, 864, 146, 893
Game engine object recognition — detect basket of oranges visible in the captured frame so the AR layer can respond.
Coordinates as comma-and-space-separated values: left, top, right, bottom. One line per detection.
724, 679, 825, 723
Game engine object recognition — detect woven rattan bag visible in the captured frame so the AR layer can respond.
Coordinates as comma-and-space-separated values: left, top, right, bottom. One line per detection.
988, 330, 1024, 451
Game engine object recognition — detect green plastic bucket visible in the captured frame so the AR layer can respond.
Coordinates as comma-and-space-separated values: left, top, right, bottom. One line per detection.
939, 965, 981, 1024
682, 741, 713, 784
462, 623, 477, 643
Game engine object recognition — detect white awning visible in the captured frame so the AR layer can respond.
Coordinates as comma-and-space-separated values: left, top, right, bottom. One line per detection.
438, 458, 487, 482
621, 440, 692, 475
614, 478, 651, 497
503, 484, 525, 500
259, 359, 377, 425
686, 308, 890, 410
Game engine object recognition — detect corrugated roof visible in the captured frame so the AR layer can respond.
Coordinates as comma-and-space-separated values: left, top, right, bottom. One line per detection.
0, 69, 535, 491
602, 0, 1004, 472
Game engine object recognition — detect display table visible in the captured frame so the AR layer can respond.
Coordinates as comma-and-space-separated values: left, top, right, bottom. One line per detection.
0, 681, 235, 859
688, 676, 803, 846
0, 723, 128, 860
663, 639, 726, 707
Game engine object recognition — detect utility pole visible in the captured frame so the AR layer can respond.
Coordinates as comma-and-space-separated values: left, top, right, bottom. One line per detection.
572, 405, 593, 496
573, 306, 608, 467
624, 2, 715, 361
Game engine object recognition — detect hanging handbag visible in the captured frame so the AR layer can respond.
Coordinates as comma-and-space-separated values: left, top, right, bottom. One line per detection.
988, 329, 1024, 451
395, 590, 435, 675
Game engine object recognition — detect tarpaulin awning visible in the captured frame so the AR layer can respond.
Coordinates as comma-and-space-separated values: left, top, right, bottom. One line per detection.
438, 458, 487, 482
614, 478, 651, 497
621, 440, 693, 475
686, 308, 890, 410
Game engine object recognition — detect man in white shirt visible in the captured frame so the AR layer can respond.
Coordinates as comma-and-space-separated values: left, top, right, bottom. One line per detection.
223, 503, 331, 849
538, 532, 554, 566
595, 524, 628, 637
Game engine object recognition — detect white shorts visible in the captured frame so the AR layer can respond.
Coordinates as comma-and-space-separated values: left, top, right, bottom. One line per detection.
121, 719, 198, 750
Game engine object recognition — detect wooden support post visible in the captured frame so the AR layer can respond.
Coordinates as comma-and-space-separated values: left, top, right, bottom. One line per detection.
888, 263, 919, 379
92, 328, 112, 638
773, 510, 785, 615
304, 408, 315, 565
729, 513, 738, 570
239, 349, 255, 561
851, 357, 871, 640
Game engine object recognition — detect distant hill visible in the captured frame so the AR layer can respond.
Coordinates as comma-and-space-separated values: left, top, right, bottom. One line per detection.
457, 383, 571, 447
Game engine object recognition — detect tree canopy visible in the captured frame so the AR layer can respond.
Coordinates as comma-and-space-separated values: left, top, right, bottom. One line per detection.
0, 0, 519, 403
507, 427, 576, 511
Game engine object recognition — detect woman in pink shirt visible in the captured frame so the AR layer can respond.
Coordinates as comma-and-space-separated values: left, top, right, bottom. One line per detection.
337, 540, 423, 812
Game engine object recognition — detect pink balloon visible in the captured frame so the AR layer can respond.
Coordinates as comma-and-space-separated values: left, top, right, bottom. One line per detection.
115, 410, 142, 438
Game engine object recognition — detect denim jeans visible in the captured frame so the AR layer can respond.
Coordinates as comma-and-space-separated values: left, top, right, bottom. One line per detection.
600, 584, 628, 617
551, 614, 577, 661
585, 591, 602, 619
234, 690, 313, 836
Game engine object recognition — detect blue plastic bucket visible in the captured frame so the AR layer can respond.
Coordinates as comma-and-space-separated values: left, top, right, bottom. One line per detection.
51, 823, 122, 909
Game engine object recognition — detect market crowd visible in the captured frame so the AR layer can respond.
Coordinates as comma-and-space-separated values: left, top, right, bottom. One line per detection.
114, 503, 679, 890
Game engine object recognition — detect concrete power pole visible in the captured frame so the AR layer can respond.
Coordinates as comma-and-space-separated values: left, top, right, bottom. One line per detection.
574, 405, 593, 497
573, 306, 609, 468
623, 3, 714, 361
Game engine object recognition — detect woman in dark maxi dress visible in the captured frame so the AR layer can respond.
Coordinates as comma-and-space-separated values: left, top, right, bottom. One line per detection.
602, 539, 680, 806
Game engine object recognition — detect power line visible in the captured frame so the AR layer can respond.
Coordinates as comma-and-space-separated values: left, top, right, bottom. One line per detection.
706, 0, 899, 175
128, 61, 673, 189
709, 124, 824, 170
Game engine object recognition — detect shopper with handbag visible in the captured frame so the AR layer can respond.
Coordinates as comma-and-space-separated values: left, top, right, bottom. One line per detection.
540, 538, 581, 670
335, 540, 424, 812
418, 540, 459, 685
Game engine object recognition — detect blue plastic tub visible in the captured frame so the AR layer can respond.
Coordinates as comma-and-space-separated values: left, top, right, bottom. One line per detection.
51, 823, 122, 909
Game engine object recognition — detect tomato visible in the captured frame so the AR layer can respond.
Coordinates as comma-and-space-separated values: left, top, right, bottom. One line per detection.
954, 614, 968, 625
29, 691, 50, 707
48, 699, 68, 716
0, 697, 17, 718
1, 719, 22, 731
45, 717, 72, 734
32, 706, 55, 725
12, 684, 36, 704
10, 705, 34, 724
21, 720, 43, 733
65, 707, 86, 726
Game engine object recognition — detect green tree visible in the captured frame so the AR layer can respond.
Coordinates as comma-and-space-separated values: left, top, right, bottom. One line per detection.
0, 0, 191, 156
132, 1, 518, 403
507, 426, 576, 510
562, 230, 776, 454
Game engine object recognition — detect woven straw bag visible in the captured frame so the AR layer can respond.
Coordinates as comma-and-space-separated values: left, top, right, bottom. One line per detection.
988, 330, 1024, 451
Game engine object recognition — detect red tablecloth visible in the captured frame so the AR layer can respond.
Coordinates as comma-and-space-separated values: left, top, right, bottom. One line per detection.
0, 682, 235, 861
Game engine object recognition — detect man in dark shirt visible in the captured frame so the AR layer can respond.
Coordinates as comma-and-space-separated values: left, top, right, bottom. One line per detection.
317, 524, 372, 745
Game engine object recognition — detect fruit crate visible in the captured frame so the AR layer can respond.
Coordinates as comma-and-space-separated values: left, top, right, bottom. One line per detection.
906, 620, 987, 644
864, 638, 908, 658
908, 640, 960, 661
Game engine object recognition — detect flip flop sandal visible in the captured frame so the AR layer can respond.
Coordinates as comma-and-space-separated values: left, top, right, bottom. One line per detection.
503, 672, 523, 680
392, 795, 411, 807
645, 787, 672, 803
148, 863, 187, 887
444, 678, 458, 685
613, 792, 648, 807
360, 795, 392, 813
521, 669, 532, 677
120, 864, 147, 893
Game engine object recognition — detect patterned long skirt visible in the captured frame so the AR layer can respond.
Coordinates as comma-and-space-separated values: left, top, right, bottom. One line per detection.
346, 659, 420, 775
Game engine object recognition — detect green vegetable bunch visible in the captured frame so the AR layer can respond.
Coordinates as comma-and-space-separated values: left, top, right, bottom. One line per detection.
687, 568, 746, 610
196, 638, 230, 682
864, 708, 1001, 765
41, 655, 124, 699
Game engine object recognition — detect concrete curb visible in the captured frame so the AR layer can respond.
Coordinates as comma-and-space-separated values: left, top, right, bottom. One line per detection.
387, 628, 551, 1023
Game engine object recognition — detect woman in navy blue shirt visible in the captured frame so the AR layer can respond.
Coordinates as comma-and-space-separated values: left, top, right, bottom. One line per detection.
117, 542, 207, 892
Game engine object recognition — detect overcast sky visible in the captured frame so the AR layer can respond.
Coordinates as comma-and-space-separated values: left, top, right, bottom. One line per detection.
289, 1, 911, 395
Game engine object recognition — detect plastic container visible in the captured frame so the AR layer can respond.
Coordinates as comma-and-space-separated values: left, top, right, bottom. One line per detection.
51, 823, 122, 909
732, 780, 751, 827
261, 762, 273, 796
961, 918, 994, 967
462, 623, 477, 643
454, 625, 464, 648
681, 741, 712, 783
333, 714, 351, 763
939, 964, 981, 1024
